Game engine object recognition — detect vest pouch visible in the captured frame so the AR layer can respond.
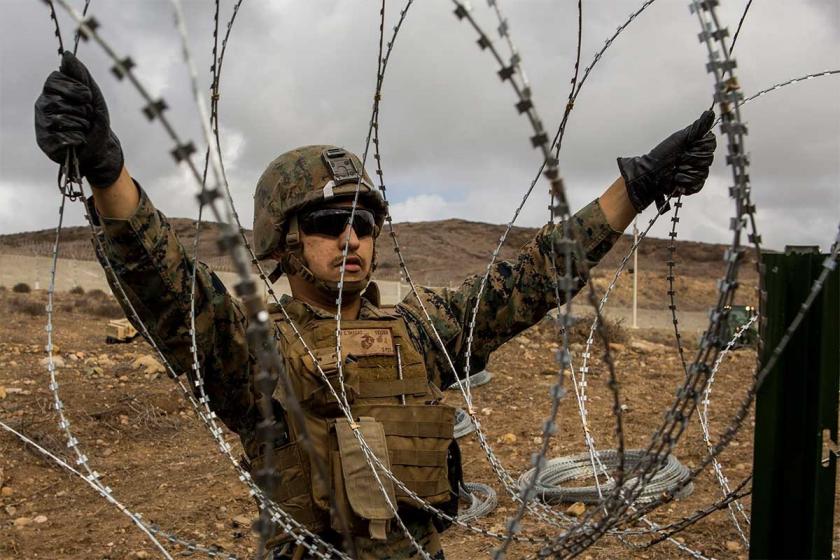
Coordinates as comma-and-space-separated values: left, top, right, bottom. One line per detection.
249, 440, 326, 540
352, 403, 456, 506
299, 348, 358, 413
333, 417, 396, 540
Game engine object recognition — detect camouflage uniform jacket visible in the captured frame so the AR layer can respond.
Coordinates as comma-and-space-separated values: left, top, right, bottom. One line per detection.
92, 182, 621, 473
93, 182, 620, 484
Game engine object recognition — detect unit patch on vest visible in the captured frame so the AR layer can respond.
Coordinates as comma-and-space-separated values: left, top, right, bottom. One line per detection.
341, 328, 394, 356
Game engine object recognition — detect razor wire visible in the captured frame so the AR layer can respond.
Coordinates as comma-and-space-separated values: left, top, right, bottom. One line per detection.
517, 450, 693, 505
659, 33, 838, 555
308, 0, 748, 552
34, 2, 648, 556
458, 482, 499, 523
42, 2, 353, 557
632, 231, 839, 540
261, 0, 577, 551
546, 4, 839, 554
448, 370, 493, 391
356, 0, 594, 540
36, 2, 176, 557
366, 2, 708, 556
26, 1, 840, 558
454, 408, 477, 439
364, 6, 668, 542
535, 0, 767, 553
0, 419, 239, 559
279, 0, 603, 548
160, 0, 560, 550
445, 4, 634, 549
47, 5, 339, 560
172, 0, 360, 556
40, 190, 174, 559
697, 314, 758, 543
536, 193, 715, 560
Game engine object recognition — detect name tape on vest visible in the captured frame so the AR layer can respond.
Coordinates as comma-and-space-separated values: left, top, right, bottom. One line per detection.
341, 328, 395, 356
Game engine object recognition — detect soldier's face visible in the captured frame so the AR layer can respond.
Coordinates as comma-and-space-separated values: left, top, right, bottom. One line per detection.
299, 200, 375, 284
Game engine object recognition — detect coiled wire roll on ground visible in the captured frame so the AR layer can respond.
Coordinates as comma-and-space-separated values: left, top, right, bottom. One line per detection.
454, 408, 476, 439
517, 449, 694, 504
457, 482, 498, 522
448, 369, 493, 390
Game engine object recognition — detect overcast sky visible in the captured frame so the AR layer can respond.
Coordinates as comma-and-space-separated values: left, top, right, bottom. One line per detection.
1, 0, 838, 252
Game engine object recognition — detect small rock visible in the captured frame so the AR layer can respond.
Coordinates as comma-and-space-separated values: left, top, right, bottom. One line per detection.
118, 415, 130, 426
629, 339, 666, 353
132, 355, 164, 375
34, 515, 47, 524
725, 540, 743, 552
481, 407, 493, 416
608, 342, 626, 352
5, 505, 17, 516
565, 502, 586, 517
0, 386, 6, 400
127, 551, 151, 559
13, 517, 32, 528
232, 514, 252, 528
2, 486, 14, 497
39, 355, 65, 369
9, 360, 18, 367
498, 433, 517, 445
44, 344, 60, 354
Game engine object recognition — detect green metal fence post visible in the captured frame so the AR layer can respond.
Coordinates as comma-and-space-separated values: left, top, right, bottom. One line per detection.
749, 247, 839, 559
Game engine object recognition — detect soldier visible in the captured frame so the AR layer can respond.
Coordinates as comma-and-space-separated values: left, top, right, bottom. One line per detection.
35, 52, 715, 559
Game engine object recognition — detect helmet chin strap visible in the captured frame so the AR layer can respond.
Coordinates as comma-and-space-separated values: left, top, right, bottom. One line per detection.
281, 252, 374, 297
277, 214, 377, 298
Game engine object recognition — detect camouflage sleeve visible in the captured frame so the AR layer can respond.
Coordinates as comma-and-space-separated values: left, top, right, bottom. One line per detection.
91, 182, 257, 436
399, 198, 622, 389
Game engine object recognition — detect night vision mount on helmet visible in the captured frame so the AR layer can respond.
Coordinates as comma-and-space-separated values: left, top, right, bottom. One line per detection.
253, 145, 388, 292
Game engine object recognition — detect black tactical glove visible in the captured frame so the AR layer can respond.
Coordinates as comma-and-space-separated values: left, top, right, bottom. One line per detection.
617, 110, 716, 212
35, 51, 124, 187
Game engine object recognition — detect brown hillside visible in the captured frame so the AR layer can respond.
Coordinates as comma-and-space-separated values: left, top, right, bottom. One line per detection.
0, 217, 758, 310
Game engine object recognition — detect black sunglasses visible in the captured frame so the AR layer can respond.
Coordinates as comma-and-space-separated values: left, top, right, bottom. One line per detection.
299, 207, 377, 238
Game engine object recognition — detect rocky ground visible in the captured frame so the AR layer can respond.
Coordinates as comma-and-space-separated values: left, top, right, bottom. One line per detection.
0, 288, 834, 559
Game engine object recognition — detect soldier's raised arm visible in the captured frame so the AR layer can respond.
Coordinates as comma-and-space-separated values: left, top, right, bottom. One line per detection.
400, 112, 716, 388
34, 52, 258, 436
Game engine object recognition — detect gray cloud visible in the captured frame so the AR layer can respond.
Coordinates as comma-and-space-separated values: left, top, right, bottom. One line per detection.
1, 0, 838, 251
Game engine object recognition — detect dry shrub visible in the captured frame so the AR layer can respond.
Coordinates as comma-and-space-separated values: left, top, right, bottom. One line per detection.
566, 313, 629, 346
10, 298, 45, 316
12, 282, 31, 293
69, 285, 85, 295
77, 289, 123, 319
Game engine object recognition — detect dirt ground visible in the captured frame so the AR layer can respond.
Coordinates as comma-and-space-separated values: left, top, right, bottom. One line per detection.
0, 288, 833, 559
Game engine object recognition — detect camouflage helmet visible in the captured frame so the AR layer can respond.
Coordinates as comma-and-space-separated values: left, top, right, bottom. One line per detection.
253, 145, 387, 260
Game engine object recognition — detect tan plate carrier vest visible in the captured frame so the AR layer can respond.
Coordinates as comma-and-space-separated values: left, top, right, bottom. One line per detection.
252, 303, 456, 541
